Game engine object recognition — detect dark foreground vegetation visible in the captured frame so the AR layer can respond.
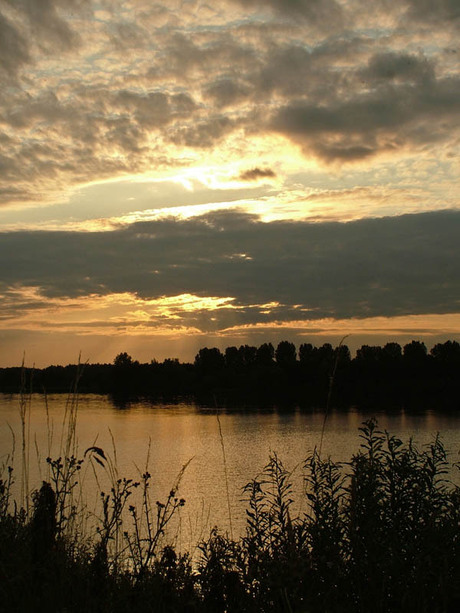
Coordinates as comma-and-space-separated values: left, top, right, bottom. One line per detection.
1, 339, 459, 409
1, 420, 459, 612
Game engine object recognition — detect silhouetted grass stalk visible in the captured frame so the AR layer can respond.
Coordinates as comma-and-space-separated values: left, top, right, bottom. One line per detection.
319, 334, 349, 457
2, 368, 459, 612
216, 411, 234, 541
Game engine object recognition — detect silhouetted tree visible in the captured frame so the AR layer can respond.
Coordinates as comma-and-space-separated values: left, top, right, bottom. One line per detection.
382, 342, 402, 362
299, 343, 314, 364
380, 342, 404, 400
225, 346, 241, 370
2, 338, 460, 409
194, 347, 225, 373
275, 341, 296, 367
403, 340, 427, 363
330, 344, 352, 405
315, 343, 335, 376
111, 352, 142, 395
356, 345, 383, 364
114, 352, 134, 368
238, 345, 257, 367
429, 341, 460, 406
256, 343, 274, 365
336, 344, 351, 365
431, 340, 460, 367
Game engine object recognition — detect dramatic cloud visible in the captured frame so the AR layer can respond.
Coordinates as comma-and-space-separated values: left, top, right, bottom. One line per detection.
0, 0, 458, 364
0, 11, 30, 79
363, 52, 435, 84
230, 0, 345, 31
0, 0, 458, 207
0, 0, 88, 80
404, 0, 460, 24
238, 167, 276, 182
0, 210, 458, 333
271, 67, 459, 161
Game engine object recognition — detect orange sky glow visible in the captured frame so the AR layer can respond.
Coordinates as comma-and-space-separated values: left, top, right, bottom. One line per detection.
0, 0, 458, 366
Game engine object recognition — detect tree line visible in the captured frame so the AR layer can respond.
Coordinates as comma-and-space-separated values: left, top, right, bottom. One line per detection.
0, 339, 459, 409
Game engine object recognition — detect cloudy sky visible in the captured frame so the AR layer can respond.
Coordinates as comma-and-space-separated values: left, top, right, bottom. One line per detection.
0, 0, 458, 366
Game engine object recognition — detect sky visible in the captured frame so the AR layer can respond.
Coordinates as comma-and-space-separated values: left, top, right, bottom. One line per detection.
0, 0, 459, 367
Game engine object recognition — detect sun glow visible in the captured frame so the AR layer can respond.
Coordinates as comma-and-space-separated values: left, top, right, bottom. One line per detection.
3, 286, 458, 343
221, 314, 460, 336
0, 288, 238, 334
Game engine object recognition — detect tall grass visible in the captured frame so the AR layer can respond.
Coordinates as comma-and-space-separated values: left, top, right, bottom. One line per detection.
1, 384, 459, 612
195, 419, 460, 612
0, 383, 195, 611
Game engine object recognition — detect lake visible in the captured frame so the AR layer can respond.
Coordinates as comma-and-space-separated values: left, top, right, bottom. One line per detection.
1, 393, 459, 550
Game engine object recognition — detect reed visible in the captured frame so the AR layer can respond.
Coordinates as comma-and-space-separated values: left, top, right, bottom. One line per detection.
216, 410, 234, 540
1, 371, 459, 612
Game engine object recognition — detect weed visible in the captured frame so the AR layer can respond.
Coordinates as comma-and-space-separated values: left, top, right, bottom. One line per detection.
1, 389, 459, 613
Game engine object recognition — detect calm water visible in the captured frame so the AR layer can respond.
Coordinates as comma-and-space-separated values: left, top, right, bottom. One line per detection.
1, 394, 459, 548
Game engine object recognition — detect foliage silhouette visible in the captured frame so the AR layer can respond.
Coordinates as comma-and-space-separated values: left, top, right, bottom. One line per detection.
2, 419, 459, 611
0, 340, 459, 409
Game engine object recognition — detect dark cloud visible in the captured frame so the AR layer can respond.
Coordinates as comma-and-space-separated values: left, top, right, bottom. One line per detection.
271, 73, 460, 161
404, 0, 460, 24
0, 84, 200, 202
204, 78, 251, 108
17, 0, 78, 49
0, 12, 30, 79
5, 90, 73, 128
167, 115, 235, 148
238, 167, 276, 181
160, 31, 257, 79
0, 0, 458, 205
115, 89, 196, 129
255, 44, 315, 97
0, 210, 458, 330
349, 0, 459, 27
2, 0, 89, 54
230, 0, 344, 29
363, 52, 435, 84
0, 0, 91, 85
108, 20, 150, 50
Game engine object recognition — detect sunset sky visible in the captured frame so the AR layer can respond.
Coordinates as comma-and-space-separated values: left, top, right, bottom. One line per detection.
0, 0, 459, 367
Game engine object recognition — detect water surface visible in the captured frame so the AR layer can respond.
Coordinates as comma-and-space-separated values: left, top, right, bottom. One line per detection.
1, 394, 459, 547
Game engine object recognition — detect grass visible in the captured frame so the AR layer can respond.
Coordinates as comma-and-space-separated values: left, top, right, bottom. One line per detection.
1, 386, 460, 611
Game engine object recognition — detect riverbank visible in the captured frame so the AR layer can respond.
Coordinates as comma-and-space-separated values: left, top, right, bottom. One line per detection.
1, 419, 459, 612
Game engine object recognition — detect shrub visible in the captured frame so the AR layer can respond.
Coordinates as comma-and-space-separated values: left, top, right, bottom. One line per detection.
1, 419, 459, 612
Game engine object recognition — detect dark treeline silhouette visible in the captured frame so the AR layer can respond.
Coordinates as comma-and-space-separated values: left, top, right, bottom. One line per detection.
0, 340, 459, 410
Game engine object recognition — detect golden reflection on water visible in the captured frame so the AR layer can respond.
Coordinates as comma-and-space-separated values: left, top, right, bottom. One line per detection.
1, 395, 459, 547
